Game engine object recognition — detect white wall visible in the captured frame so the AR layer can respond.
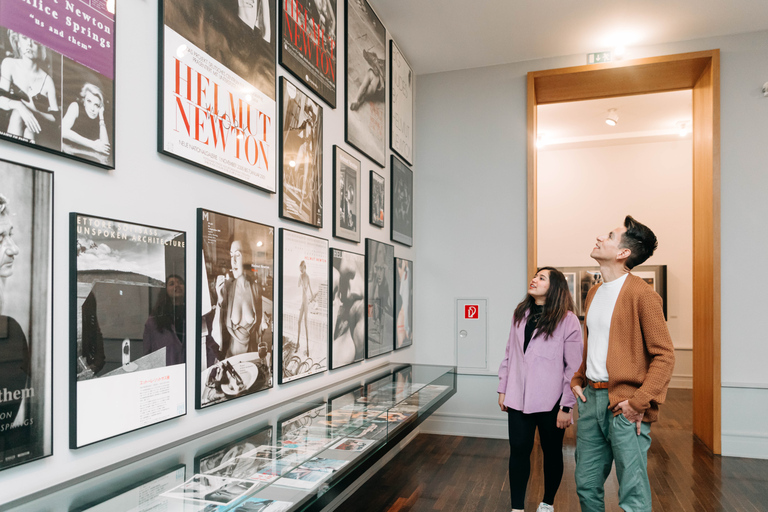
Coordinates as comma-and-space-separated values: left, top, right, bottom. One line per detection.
0, 0, 416, 505
537, 140, 693, 387
415, 30, 768, 458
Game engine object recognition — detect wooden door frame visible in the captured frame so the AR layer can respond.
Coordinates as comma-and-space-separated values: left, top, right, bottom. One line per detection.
527, 50, 721, 454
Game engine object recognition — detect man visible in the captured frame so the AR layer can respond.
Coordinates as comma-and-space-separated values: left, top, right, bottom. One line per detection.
571, 215, 675, 511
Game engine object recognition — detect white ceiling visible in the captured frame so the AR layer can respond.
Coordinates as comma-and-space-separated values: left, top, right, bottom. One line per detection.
369, 0, 768, 75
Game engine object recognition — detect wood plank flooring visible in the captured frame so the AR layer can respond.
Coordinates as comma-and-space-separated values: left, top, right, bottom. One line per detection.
335, 389, 768, 511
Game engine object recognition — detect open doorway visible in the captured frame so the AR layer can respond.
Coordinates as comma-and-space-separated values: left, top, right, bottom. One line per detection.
526, 51, 721, 454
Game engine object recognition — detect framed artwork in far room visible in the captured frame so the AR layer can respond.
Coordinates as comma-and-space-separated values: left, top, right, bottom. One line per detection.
394, 258, 412, 351
390, 155, 413, 246
369, 170, 385, 227
333, 146, 361, 242
365, 238, 393, 358
389, 38, 413, 165
330, 248, 365, 370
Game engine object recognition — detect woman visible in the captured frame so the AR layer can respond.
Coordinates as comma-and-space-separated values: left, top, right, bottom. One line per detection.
497, 267, 583, 512
61, 82, 110, 159
143, 274, 186, 366
0, 31, 58, 144
296, 260, 316, 357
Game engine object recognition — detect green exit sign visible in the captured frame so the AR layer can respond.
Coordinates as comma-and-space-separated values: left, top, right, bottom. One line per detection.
587, 51, 612, 64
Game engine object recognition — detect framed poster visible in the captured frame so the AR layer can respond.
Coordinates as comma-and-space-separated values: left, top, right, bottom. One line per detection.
280, 0, 337, 107
390, 155, 413, 246
0, 1, 116, 168
389, 39, 412, 165
330, 248, 364, 369
562, 271, 579, 315
0, 159, 52, 471
345, 0, 386, 167
278, 229, 328, 383
369, 170, 384, 227
197, 209, 274, 409
70, 214, 186, 448
365, 238, 393, 358
159, 0, 277, 192
394, 257, 412, 350
279, 77, 323, 227
333, 146, 361, 242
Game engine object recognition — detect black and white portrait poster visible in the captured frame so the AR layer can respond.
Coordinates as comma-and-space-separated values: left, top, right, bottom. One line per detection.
0, 0, 116, 168
161, 0, 277, 192
70, 214, 186, 448
391, 155, 412, 246
390, 39, 412, 165
365, 238, 393, 358
345, 0, 386, 167
394, 258, 412, 350
280, 0, 337, 107
0, 160, 52, 471
369, 170, 384, 227
279, 78, 323, 227
278, 229, 328, 383
197, 209, 274, 409
333, 146, 360, 242
330, 248, 364, 369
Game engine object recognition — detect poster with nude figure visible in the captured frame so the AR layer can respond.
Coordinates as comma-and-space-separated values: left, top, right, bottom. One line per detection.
278, 228, 328, 383
197, 209, 274, 409
365, 238, 393, 358
0, 0, 116, 168
345, 0, 386, 167
330, 248, 364, 369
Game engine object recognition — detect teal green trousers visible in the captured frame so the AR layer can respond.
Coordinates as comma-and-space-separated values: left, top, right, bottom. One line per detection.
575, 386, 652, 512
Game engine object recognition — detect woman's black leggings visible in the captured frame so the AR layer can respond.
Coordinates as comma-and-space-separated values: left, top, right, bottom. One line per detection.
506, 404, 565, 509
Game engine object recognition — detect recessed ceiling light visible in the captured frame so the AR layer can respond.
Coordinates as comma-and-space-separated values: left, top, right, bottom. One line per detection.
605, 108, 619, 126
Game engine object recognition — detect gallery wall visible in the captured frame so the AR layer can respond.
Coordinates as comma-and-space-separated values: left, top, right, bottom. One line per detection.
414, 30, 768, 458
537, 139, 694, 388
0, 0, 416, 505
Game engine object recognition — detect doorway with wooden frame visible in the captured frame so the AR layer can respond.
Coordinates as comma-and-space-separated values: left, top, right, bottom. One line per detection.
526, 50, 721, 454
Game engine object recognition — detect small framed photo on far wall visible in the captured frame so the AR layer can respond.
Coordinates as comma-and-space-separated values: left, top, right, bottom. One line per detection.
333, 146, 361, 242
370, 170, 385, 227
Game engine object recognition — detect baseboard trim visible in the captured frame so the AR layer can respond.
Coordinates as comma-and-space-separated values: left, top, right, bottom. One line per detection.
669, 374, 693, 389
420, 412, 508, 439
722, 431, 768, 460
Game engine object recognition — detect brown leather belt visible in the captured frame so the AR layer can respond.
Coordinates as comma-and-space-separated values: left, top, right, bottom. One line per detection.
587, 379, 609, 390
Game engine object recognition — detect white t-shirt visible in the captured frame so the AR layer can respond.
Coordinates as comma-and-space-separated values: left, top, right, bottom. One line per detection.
585, 273, 628, 382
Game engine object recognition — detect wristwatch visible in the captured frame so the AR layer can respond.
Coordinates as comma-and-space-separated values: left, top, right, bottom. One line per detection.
560, 406, 571, 413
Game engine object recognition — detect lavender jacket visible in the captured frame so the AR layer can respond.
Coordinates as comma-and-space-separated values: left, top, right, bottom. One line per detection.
497, 310, 584, 413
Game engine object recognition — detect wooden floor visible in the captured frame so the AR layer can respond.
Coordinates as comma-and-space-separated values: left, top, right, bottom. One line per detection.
335, 390, 768, 511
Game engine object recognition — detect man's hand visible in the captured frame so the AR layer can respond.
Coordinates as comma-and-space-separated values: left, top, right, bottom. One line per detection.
556, 409, 572, 429
498, 393, 507, 412
572, 385, 586, 403
613, 400, 644, 435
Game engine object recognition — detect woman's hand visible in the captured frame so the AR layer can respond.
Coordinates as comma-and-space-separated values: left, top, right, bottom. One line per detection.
498, 393, 507, 412
556, 409, 572, 429
15, 100, 40, 133
91, 138, 110, 155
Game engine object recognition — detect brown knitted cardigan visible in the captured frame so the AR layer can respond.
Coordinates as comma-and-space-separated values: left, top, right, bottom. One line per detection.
570, 273, 675, 423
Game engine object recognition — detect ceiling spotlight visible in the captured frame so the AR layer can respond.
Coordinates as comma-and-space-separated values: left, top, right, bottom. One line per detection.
613, 45, 626, 60
677, 121, 690, 137
536, 134, 547, 149
605, 108, 619, 126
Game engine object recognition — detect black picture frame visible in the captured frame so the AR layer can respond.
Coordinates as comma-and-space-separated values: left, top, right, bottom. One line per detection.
344, 0, 386, 167
329, 247, 365, 370
365, 238, 393, 359
196, 208, 274, 409
0, 159, 53, 472
279, 0, 337, 108
195, 423, 273, 478
69, 213, 187, 449
279, 77, 324, 228
0, 5, 117, 168
394, 257, 412, 351
369, 170, 385, 227
158, 0, 277, 193
389, 38, 413, 165
332, 146, 361, 242
278, 228, 329, 384
390, 155, 413, 246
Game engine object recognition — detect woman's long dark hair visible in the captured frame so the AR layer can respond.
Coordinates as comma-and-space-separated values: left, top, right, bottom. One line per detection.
513, 266, 575, 339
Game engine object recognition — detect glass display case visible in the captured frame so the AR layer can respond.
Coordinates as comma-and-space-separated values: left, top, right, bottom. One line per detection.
6, 364, 456, 512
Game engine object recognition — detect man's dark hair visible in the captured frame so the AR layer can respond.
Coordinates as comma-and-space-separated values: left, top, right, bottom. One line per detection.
620, 215, 658, 269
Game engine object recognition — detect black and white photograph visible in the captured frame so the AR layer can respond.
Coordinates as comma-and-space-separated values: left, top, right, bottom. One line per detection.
280, 0, 337, 107
369, 170, 385, 227
390, 39, 413, 164
330, 248, 365, 370
162, 474, 257, 506
390, 155, 413, 246
161, 0, 277, 192
0, 0, 116, 168
329, 437, 375, 451
394, 257, 412, 350
278, 229, 328, 383
197, 209, 274, 409
280, 78, 323, 227
0, 160, 52, 472
345, 0, 386, 166
333, 146, 361, 242
70, 214, 186, 448
365, 238, 393, 358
